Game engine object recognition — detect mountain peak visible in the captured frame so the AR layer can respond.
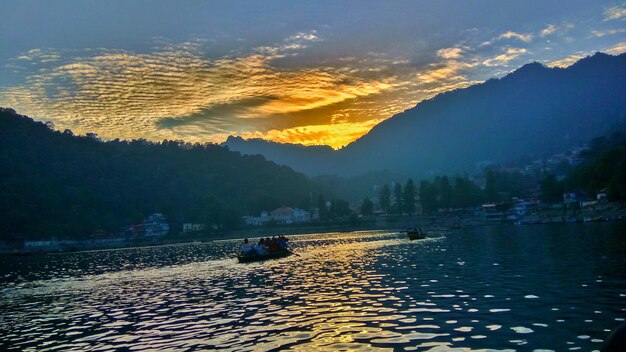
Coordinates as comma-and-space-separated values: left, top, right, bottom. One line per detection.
507, 61, 548, 78
518, 61, 546, 71
570, 51, 619, 69
226, 53, 626, 176
225, 135, 244, 143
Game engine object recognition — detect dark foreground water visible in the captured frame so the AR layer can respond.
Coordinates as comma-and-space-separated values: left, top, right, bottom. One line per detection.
1, 223, 625, 351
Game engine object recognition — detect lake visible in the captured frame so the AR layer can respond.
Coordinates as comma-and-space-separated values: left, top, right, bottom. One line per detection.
1, 223, 625, 351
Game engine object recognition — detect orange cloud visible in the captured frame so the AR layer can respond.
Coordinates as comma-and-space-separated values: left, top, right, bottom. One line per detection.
241, 119, 385, 149
0, 35, 493, 148
482, 48, 527, 66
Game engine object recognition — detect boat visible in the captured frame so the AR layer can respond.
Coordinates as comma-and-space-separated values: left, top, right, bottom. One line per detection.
237, 249, 293, 263
404, 228, 426, 240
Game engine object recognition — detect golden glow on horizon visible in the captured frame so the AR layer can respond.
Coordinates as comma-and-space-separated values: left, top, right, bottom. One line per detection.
241, 119, 386, 149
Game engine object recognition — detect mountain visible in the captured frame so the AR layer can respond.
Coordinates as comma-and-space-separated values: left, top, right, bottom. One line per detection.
224, 136, 336, 176
224, 52, 626, 176
0, 108, 317, 239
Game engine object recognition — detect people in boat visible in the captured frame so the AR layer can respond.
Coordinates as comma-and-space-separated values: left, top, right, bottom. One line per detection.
242, 236, 290, 257
241, 238, 254, 255
278, 235, 288, 249
254, 238, 269, 256
266, 236, 276, 251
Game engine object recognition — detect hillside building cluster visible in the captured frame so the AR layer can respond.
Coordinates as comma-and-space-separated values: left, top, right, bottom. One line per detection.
243, 207, 317, 226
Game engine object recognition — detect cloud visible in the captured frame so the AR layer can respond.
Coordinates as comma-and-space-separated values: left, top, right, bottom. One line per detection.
2, 33, 436, 148
540, 24, 558, 37
538, 23, 574, 37
4, 27, 515, 149
287, 30, 321, 42
591, 28, 626, 37
499, 31, 534, 43
255, 30, 322, 58
604, 6, 626, 20
482, 48, 528, 66
0, 46, 399, 143
547, 54, 587, 68
605, 41, 626, 55
11, 48, 62, 64
437, 47, 464, 59
416, 60, 474, 83
240, 119, 384, 149
14, 21, 597, 148
548, 42, 626, 68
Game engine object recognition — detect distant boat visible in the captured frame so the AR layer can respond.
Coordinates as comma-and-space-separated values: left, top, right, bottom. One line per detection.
237, 249, 293, 263
404, 228, 426, 241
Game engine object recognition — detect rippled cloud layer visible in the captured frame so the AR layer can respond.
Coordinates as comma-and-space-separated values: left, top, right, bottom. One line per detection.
1, 3, 625, 148
1, 34, 475, 148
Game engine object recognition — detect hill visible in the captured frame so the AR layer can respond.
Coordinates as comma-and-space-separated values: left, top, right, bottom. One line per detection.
0, 108, 316, 240
224, 52, 626, 176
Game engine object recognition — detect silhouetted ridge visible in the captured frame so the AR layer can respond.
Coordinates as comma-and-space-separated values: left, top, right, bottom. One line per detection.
0, 108, 317, 239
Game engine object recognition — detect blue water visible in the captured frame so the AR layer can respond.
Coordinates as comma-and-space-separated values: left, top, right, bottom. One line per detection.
1, 223, 625, 351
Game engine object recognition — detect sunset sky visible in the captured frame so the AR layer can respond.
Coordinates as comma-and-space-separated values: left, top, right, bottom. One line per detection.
1, 1, 625, 148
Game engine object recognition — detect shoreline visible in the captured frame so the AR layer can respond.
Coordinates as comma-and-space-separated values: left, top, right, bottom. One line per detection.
4, 205, 625, 255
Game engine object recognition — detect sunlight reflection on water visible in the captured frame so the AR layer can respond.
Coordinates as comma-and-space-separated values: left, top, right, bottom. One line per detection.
1, 224, 625, 351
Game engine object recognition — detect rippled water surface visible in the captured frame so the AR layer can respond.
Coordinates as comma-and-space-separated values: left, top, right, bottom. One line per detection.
1, 223, 625, 351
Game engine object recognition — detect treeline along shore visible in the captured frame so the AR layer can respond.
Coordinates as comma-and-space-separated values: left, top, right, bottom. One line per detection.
2, 107, 626, 254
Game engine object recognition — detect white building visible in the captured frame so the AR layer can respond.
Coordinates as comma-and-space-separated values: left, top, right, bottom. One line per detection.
245, 208, 311, 226
182, 223, 206, 233
243, 211, 271, 226
271, 207, 294, 224
145, 213, 169, 236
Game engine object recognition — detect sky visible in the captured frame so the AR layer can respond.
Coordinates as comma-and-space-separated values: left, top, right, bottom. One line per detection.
1, 1, 625, 149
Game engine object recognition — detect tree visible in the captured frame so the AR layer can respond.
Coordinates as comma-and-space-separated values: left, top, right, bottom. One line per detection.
393, 182, 403, 214
419, 180, 437, 215
361, 197, 374, 217
485, 169, 498, 202
452, 174, 483, 208
318, 194, 328, 221
439, 175, 452, 209
403, 179, 416, 215
0, 108, 317, 239
379, 184, 391, 214
540, 174, 563, 204
330, 199, 351, 219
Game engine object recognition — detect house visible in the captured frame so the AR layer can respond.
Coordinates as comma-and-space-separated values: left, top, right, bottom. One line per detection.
144, 213, 169, 236
513, 199, 539, 216
580, 200, 597, 208
271, 207, 294, 224
597, 189, 608, 202
481, 203, 504, 221
243, 211, 271, 226
563, 192, 578, 205
126, 223, 145, 237
182, 223, 206, 233
244, 208, 312, 226
564, 192, 596, 208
